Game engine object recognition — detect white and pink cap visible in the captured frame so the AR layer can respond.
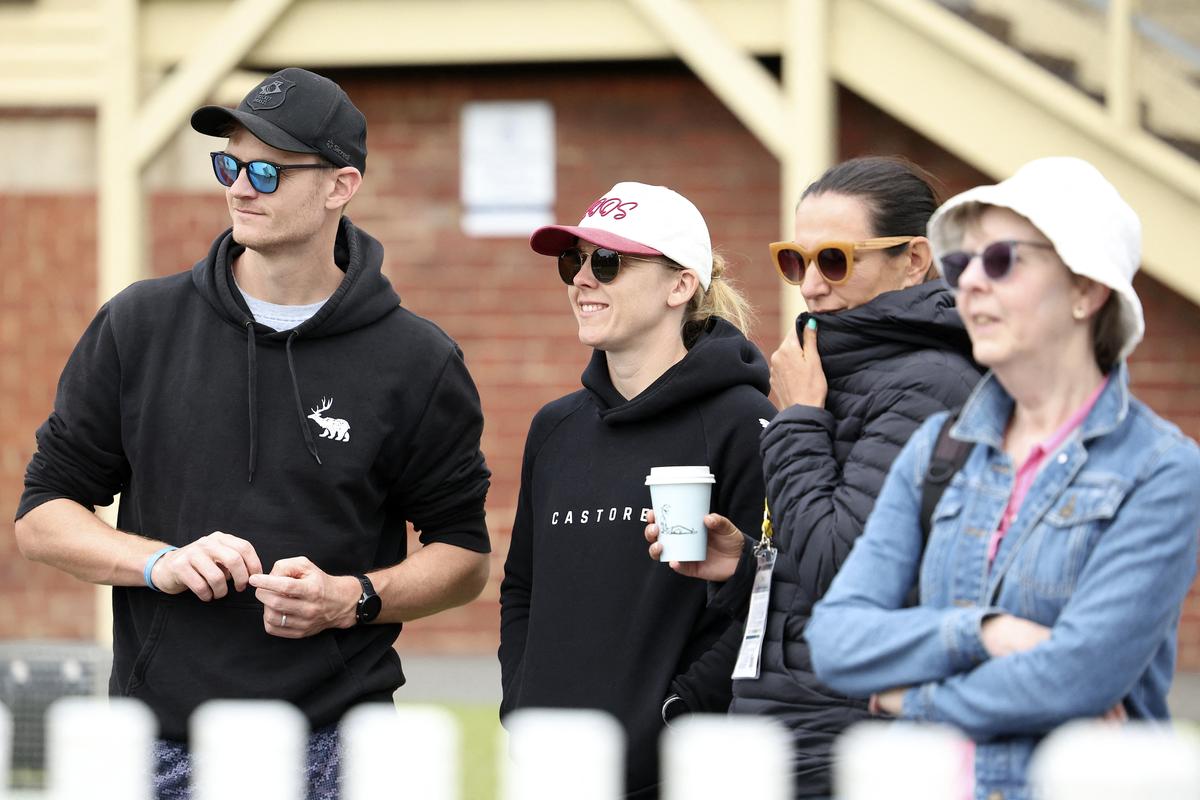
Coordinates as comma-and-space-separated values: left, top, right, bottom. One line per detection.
530, 181, 713, 289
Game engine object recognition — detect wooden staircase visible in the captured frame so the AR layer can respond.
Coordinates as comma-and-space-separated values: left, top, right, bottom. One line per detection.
942, 0, 1200, 160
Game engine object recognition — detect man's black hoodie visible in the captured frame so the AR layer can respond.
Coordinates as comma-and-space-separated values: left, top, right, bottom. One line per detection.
499, 319, 778, 798
18, 218, 491, 740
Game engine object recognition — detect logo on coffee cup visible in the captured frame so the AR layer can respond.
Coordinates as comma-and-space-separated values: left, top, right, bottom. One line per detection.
659, 504, 699, 536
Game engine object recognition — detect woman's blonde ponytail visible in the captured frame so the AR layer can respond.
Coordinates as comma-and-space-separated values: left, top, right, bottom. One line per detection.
682, 252, 754, 346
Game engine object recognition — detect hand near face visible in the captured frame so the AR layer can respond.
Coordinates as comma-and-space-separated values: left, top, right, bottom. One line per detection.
645, 511, 745, 582
248, 557, 360, 638
770, 319, 827, 409
150, 531, 263, 601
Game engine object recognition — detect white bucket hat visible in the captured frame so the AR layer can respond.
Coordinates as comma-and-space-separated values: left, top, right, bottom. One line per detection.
928, 157, 1144, 361
530, 181, 713, 289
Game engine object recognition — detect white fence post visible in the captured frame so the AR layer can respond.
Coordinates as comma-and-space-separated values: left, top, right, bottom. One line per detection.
835, 722, 968, 800
190, 700, 307, 800
501, 709, 625, 800
662, 714, 791, 800
46, 697, 156, 800
0, 702, 9, 799
1030, 721, 1200, 800
341, 704, 459, 800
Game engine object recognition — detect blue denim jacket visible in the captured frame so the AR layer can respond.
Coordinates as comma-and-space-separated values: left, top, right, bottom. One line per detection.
807, 364, 1200, 800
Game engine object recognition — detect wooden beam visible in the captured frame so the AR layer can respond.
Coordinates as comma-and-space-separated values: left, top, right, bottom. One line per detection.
1107, 0, 1138, 130
133, 0, 296, 169
97, 0, 143, 302
779, 0, 832, 330
138, 0, 781, 68
626, 0, 786, 159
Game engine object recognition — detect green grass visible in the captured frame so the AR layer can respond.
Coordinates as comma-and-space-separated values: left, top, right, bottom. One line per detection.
399, 702, 502, 800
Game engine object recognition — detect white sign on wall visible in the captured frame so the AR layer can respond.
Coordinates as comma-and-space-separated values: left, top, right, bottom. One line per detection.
460, 100, 555, 237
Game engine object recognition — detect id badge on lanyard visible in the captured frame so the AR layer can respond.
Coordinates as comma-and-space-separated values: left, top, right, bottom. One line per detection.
733, 500, 777, 681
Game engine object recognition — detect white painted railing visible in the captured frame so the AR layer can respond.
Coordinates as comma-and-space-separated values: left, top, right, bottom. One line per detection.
1030, 719, 1200, 800
1, 699, 1198, 799
836, 722, 969, 800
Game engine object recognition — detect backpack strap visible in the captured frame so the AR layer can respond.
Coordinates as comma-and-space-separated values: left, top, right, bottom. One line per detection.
919, 411, 973, 543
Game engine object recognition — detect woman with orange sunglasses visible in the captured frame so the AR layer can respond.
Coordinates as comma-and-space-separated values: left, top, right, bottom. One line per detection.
647, 156, 980, 798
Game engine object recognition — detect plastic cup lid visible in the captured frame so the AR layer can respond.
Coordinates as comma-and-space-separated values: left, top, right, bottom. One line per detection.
644, 466, 715, 485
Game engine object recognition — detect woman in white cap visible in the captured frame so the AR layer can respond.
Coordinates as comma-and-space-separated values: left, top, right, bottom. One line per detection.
498, 181, 778, 798
806, 157, 1200, 799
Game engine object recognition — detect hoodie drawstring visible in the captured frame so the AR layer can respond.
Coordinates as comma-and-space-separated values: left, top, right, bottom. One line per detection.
245, 321, 258, 483
245, 325, 323, 480
287, 331, 322, 466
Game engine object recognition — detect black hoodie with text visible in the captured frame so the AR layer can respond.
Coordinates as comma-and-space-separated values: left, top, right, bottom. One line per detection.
18, 218, 491, 740
499, 318, 777, 798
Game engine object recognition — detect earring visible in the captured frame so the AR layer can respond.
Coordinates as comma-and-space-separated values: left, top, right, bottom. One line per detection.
1073, 305, 1087, 320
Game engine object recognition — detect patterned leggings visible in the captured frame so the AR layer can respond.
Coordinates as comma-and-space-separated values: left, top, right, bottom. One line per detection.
153, 724, 341, 800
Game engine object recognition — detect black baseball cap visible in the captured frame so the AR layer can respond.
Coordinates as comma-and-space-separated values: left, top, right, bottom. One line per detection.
191, 68, 367, 174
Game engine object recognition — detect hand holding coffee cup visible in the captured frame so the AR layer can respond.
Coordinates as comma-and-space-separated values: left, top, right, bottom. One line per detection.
645, 511, 747, 581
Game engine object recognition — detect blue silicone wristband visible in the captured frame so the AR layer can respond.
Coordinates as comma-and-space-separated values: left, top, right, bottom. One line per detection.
143, 546, 178, 592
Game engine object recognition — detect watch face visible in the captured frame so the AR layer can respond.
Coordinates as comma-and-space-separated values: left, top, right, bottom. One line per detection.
358, 593, 382, 622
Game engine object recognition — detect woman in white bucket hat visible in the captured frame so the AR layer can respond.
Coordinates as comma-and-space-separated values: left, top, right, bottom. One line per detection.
498, 181, 778, 798
807, 157, 1200, 800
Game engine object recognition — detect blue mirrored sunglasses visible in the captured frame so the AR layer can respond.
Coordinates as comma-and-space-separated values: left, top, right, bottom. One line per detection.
209, 152, 335, 194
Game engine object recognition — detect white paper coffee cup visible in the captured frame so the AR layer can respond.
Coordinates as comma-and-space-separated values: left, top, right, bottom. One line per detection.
645, 466, 715, 562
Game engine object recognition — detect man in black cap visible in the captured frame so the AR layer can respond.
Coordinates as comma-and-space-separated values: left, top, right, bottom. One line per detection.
15, 68, 492, 798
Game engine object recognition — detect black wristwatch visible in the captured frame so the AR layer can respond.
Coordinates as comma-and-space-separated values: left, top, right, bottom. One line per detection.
354, 574, 381, 625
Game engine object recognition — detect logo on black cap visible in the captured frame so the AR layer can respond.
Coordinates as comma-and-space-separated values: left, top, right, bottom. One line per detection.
248, 78, 296, 111
191, 67, 367, 174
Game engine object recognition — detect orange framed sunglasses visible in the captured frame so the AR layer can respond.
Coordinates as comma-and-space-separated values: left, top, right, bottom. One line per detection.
769, 236, 915, 286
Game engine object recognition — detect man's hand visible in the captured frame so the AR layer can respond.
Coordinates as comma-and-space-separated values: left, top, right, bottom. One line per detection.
248, 557, 360, 638
645, 512, 745, 582
770, 319, 827, 409
150, 531, 263, 601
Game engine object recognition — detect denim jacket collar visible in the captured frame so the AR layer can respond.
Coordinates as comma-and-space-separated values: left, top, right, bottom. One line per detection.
952, 362, 1131, 450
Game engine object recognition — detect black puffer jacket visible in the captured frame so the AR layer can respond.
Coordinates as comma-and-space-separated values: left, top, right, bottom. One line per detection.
728, 282, 980, 797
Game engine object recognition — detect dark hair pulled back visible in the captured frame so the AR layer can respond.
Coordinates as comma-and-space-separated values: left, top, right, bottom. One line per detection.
801, 156, 941, 250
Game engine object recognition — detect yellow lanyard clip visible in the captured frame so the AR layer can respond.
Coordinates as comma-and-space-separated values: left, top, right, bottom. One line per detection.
756, 498, 775, 554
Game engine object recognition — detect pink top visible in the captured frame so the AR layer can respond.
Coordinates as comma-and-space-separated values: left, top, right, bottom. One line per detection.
986, 376, 1110, 567
961, 376, 1110, 797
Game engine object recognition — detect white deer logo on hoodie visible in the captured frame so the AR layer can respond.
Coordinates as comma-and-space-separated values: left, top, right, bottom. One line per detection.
308, 397, 350, 442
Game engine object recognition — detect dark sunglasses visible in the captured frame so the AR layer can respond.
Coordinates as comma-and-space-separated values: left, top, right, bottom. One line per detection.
557, 247, 661, 285
938, 240, 1056, 289
210, 152, 335, 194
769, 236, 915, 286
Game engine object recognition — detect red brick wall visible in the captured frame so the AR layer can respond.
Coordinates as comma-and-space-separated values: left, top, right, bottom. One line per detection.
1, 195, 100, 638
3, 65, 1199, 668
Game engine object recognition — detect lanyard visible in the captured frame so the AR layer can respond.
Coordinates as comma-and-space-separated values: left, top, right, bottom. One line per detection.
733, 498, 778, 680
